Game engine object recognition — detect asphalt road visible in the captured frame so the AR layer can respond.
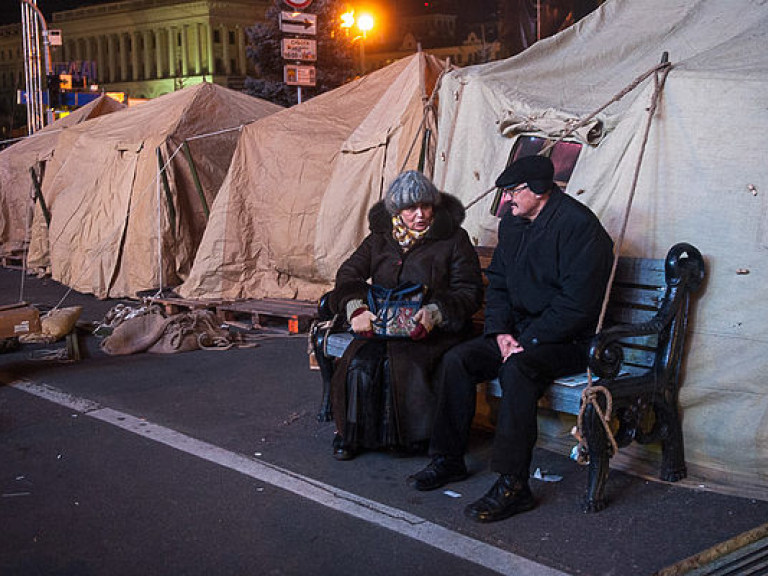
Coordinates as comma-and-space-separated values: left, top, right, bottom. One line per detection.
2, 268, 768, 576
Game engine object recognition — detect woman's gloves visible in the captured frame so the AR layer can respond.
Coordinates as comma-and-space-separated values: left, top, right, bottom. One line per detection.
347, 299, 375, 338
410, 304, 442, 341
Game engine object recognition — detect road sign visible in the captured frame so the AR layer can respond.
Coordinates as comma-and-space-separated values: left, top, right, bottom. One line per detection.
281, 38, 317, 62
284, 64, 316, 87
279, 11, 317, 35
283, 0, 313, 8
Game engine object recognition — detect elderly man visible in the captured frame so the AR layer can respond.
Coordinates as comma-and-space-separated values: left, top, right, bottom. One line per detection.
408, 155, 614, 523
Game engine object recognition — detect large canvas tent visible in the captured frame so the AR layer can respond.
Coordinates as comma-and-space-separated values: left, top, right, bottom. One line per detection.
179, 53, 446, 302
0, 95, 125, 254
27, 83, 282, 298
434, 0, 768, 496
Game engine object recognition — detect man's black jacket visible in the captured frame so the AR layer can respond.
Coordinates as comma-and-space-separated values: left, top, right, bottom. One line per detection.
484, 187, 614, 348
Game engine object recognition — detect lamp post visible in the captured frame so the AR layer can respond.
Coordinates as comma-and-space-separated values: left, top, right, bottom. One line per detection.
356, 13, 373, 74
339, 9, 374, 75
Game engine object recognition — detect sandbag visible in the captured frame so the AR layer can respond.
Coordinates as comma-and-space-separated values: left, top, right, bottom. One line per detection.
19, 306, 82, 344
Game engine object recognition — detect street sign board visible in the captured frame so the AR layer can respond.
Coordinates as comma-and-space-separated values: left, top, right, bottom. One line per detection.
283, 0, 313, 8
284, 64, 316, 86
281, 38, 317, 62
279, 11, 317, 35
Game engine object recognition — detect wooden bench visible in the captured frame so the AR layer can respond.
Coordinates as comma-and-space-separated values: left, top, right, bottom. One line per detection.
310, 242, 705, 512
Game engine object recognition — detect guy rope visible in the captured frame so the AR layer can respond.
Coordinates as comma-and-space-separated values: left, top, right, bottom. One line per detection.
574, 52, 672, 462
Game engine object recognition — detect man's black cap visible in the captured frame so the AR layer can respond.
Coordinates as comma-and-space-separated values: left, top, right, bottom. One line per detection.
495, 155, 554, 195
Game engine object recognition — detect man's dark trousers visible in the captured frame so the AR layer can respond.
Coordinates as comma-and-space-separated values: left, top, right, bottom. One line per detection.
429, 335, 588, 478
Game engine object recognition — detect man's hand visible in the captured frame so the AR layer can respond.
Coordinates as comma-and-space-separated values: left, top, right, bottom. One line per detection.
496, 333, 524, 362
351, 309, 377, 335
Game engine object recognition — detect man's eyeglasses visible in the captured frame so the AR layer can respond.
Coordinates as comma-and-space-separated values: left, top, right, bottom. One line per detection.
501, 184, 528, 195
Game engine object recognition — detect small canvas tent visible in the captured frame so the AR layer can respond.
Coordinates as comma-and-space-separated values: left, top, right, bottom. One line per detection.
27, 83, 282, 298
434, 0, 768, 496
179, 52, 446, 302
0, 95, 125, 254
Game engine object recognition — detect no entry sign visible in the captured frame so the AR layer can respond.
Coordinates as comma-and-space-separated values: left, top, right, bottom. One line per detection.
283, 0, 313, 9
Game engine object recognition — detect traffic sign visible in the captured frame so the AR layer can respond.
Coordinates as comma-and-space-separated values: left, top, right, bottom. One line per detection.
284, 64, 316, 86
283, 0, 313, 8
281, 38, 317, 61
279, 11, 317, 35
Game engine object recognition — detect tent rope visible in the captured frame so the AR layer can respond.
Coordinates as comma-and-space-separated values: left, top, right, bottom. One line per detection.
399, 63, 452, 175
462, 58, 672, 213
574, 54, 672, 463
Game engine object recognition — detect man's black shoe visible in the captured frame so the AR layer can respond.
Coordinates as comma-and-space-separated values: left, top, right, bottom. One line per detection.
407, 455, 468, 491
464, 474, 536, 523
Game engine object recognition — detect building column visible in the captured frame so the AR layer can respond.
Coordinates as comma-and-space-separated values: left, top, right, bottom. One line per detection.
206, 23, 214, 76
97, 35, 106, 83
181, 25, 189, 76
73, 38, 83, 62
155, 28, 164, 78
236, 26, 246, 75
108, 34, 117, 83
192, 23, 201, 75
131, 31, 140, 80
119, 33, 128, 81
143, 30, 152, 79
168, 27, 176, 77
221, 24, 231, 74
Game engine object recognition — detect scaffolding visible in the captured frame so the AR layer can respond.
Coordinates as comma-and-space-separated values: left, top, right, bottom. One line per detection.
20, 0, 51, 134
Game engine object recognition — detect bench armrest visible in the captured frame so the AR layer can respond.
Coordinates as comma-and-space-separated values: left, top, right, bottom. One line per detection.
588, 243, 705, 379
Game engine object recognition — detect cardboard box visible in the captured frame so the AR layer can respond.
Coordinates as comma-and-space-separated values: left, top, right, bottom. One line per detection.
0, 303, 42, 339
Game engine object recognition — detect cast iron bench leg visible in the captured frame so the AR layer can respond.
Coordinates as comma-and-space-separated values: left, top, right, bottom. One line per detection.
658, 400, 687, 482
314, 333, 335, 422
582, 402, 610, 513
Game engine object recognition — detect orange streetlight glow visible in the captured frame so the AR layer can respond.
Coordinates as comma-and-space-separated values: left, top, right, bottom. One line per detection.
340, 10, 355, 29
357, 13, 374, 35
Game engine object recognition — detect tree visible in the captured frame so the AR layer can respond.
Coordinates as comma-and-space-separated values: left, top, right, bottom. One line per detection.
245, 0, 356, 107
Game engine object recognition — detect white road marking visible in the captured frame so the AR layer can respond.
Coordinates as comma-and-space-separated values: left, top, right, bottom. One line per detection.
10, 379, 569, 576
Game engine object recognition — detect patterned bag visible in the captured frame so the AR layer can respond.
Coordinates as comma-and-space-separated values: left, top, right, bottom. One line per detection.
366, 283, 424, 338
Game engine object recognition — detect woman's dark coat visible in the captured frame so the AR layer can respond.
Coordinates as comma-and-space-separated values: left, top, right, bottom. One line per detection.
330, 192, 484, 444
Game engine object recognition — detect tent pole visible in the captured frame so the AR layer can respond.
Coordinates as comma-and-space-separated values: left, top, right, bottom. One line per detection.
156, 147, 164, 296
156, 148, 176, 233
182, 140, 209, 219
28, 163, 50, 227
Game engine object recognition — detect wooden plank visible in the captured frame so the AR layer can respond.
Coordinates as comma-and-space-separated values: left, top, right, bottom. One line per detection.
609, 285, 665, 309
614, 257, 665, 284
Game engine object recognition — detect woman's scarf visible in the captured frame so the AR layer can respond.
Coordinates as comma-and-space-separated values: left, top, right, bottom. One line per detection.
392, 214, 431, 252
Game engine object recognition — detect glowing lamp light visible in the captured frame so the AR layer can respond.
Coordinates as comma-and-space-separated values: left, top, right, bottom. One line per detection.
357, 13, 374, 33
340, 10, 355, 28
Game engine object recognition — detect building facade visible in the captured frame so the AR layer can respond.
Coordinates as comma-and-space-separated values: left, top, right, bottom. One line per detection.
51, 0, 270, 99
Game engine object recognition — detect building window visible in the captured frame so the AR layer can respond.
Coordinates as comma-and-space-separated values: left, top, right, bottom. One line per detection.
214, 30, 220, 43
229, 31, 235, 44
491, 135, 583, 217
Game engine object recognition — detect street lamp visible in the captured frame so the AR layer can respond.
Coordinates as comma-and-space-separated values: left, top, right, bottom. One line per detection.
339, 10, 374, 74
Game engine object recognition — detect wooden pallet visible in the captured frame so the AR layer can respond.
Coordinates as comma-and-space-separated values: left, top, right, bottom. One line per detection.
217, 298, 317, 333
148, 296, 318, 334
1, 252, 25, 270
148, 296, 228, 317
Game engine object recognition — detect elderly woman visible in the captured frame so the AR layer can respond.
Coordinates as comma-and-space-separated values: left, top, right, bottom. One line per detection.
329, 170, 483, 460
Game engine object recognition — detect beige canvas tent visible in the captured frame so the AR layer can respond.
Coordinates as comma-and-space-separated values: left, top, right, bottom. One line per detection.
27, 83, 282, 298
433, 0, 768, 497
179, 52, 446, 302
0, 95, 125, 255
